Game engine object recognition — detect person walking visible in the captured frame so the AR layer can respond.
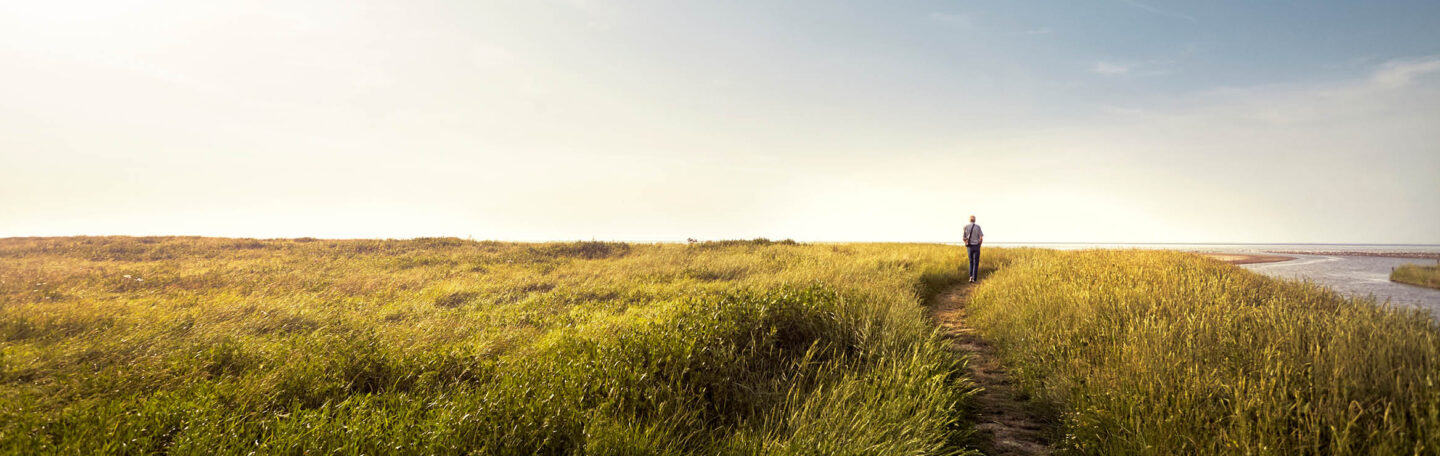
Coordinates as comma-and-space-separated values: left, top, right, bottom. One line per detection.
962, 215, 984, 283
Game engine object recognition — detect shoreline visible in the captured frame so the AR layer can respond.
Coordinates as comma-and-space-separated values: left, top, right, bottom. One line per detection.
1202, 251, 1440, 265
1201, 253, 1296, 265
1263, 250, 1440, 261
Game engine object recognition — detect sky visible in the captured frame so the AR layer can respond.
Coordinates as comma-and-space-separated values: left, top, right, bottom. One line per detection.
2, 0, 1438, 243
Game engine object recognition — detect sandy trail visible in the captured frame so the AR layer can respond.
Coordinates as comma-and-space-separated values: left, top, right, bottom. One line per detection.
931, 284, 1055, 456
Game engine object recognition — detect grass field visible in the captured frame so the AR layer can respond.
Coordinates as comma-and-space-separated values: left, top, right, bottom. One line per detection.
1392, 263, 1440, 290
0, 237, 1013, 455
968, 250, 1440, 454
4, 238, 1439, 455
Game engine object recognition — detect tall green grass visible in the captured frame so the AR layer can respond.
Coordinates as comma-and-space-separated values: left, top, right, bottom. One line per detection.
1392, 263, 1440, 290
967, 249, 1440, 454
0, 237, 991, 454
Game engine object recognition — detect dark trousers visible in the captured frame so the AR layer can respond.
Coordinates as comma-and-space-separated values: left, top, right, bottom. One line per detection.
966, 245, 981, 280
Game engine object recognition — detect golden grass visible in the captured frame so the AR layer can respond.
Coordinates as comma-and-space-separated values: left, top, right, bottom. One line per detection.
0, 236, 995, 455
8, 237, 1435, 454
1392, 263, 1440, 290
967, 249, 1440, 454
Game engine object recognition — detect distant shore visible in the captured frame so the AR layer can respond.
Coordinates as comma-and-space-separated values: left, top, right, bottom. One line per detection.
1202, 251, 1440, 265
1201, 253, 1296, 265
1263, 250, 1440, 260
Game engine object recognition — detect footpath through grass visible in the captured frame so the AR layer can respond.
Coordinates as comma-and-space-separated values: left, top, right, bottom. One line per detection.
0, 237, 1002, 455
8, 238, 1438, 454
1392, 263, 1440, 290
968, 249, 1440, 455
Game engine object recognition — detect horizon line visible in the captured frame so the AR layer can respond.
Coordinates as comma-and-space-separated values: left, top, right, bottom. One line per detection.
3, 235, 1439, 247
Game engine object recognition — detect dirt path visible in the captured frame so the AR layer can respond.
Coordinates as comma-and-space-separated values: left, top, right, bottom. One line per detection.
931, 284, 1054, 456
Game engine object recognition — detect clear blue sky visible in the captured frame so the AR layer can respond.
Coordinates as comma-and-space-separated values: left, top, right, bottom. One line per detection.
2, 1, 1438, 243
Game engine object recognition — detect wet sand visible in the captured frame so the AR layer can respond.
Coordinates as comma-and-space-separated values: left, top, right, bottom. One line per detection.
1202, 253, 1295, 265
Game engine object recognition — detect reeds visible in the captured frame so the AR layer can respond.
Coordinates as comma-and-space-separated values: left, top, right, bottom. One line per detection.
0, 237, 984, 454
1392, 263, 1440, 290
967, 249, 1440, 454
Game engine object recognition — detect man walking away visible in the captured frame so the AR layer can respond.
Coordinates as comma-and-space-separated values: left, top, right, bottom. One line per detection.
963, 215, 984, 283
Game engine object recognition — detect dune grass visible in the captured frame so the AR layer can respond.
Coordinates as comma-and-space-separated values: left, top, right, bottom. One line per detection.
967, 249, 1440, 455
1392, 263, 1440, 290
0, 236, 1002, 455
9, 238, 1437, 454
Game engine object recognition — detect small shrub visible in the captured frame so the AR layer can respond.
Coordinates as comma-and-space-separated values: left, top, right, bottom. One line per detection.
531, 241, 632, 260
193, 338, 257, 378
434, 291, 480, 308
693, 238, 802, 250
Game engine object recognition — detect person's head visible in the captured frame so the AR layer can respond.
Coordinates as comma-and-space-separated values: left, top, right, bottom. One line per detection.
969, 215, 976, 223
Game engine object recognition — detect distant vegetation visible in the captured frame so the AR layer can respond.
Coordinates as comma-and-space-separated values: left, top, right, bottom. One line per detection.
1392, 263, 1440, 289
968, 250, 1440, 454
0, 237, 991, 454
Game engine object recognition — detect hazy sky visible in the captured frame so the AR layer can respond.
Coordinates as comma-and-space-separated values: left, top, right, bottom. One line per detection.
3, 1, 1438, 243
